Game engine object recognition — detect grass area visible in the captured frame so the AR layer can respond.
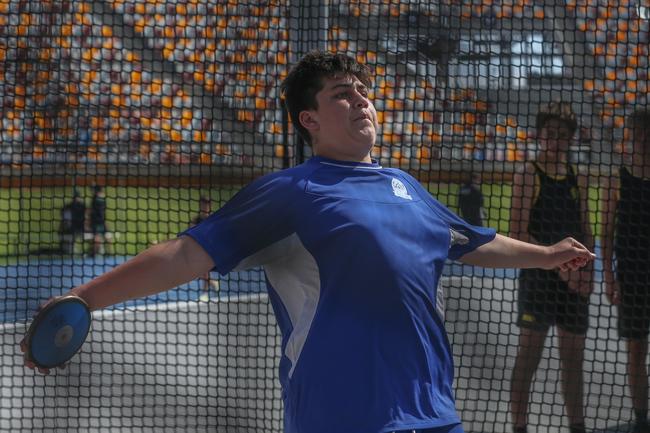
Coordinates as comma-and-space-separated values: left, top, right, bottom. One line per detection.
0, 185, 242, 258
0, 182, 604, 260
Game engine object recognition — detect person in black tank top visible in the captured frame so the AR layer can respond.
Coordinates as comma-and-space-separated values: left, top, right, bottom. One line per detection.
602, 109, 650, 433
509, 102, 594, 433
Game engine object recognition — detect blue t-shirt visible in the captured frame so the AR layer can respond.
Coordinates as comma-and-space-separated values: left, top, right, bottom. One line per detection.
183, 156, 496, 433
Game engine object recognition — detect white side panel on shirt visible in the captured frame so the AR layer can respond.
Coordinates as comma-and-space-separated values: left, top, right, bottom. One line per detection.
234, 233, 321, 379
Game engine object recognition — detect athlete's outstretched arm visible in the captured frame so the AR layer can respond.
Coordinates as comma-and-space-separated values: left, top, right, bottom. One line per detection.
21, 235, 214, 373
458, 233, 595, 271
71, 235, 214, 311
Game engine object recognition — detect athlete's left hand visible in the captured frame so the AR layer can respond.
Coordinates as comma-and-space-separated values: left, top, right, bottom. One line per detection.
546, 237, 595, 272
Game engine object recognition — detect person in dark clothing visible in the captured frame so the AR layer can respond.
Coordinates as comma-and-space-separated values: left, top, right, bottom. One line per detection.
602, 109, 650, 433
59, 190, 85, 254
458, 172, 486, 227
509, 102, 594, 433
89, 185, 108, 256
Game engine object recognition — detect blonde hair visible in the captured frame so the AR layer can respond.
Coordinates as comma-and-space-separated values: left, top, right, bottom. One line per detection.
535, 101, 578, 135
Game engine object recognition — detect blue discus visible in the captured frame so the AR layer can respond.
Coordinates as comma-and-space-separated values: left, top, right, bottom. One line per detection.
26, 295, 91, 369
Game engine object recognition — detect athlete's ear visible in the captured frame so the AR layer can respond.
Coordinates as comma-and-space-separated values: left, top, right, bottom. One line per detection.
299, 110, 319, 133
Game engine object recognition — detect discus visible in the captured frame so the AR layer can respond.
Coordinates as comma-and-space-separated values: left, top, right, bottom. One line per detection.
24, 295, 91, 370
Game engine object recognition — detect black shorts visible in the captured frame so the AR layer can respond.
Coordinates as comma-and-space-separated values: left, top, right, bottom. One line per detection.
617, 259, 650, 339
517, 268, 589, 335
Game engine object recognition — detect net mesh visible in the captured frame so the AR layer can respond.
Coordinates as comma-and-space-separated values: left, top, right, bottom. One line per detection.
0, 0, 647, 432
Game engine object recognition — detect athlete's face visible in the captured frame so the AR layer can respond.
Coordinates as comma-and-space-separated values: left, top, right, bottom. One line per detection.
539, 118, 573, 155
299, 74, 378, 163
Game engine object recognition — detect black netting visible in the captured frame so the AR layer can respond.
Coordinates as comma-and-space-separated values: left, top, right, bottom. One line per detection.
1, 1, 648, 432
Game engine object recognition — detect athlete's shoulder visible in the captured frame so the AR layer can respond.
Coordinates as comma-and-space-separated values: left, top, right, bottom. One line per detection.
246, 160, 319, 195
382, 167, 420, 184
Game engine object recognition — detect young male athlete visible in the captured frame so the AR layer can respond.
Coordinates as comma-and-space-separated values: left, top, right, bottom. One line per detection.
602, 109, 650, 433
509, 102, 594, 433
23, 52, 595, 433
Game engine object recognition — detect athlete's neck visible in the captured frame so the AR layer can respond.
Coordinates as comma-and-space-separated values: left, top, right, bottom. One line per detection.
313, 150, 372, 164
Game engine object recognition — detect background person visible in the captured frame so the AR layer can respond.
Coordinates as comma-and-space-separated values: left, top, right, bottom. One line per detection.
602, 109, 650, 433
458, 172, 486, 227
88, 185, 108, 256
509, 101, 595, 433
59, 189, 86, 254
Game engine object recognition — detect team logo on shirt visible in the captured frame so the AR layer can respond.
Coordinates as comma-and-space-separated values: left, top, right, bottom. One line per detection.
391, 178, 412, 200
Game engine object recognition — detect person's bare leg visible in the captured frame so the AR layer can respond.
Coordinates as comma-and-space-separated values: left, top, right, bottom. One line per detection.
511, 327, 548, 430
558, 328, 586, 428
628, 338, 649, 429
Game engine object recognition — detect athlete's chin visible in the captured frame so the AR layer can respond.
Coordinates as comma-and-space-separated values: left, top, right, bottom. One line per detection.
355, 128, 376, 144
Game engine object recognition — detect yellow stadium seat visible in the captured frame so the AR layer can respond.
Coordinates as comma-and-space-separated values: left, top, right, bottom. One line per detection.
614, 115, 625, 128
215, 144, 228, 155
416, 146, 431, 160
170, 129, 182, 142
199, 153, 211, 164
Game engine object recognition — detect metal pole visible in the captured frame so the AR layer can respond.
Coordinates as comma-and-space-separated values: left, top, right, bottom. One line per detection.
280, 98, 291, 169
285, 0, 329, 165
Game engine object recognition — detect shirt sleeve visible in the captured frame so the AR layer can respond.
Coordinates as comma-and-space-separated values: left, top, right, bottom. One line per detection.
400, 172, 496, 260
180, 172, 296, 275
